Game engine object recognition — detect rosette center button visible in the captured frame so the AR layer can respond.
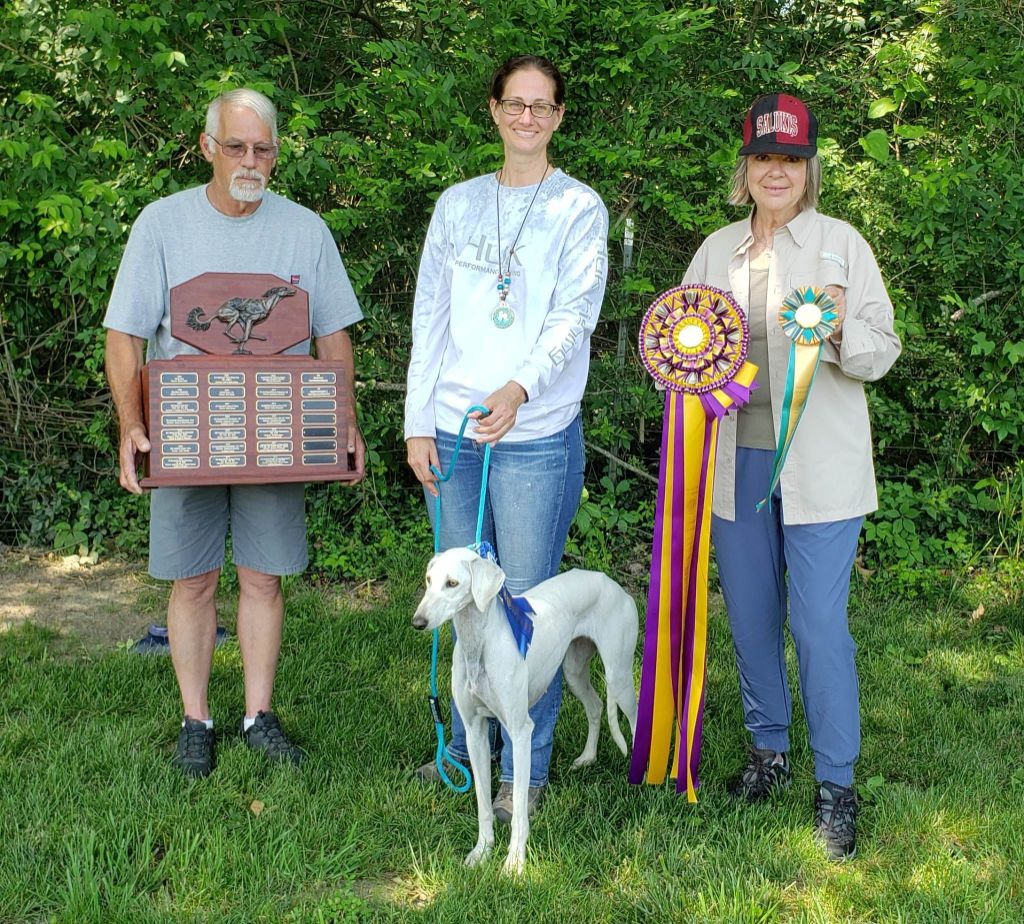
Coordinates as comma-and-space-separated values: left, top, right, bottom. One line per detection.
795, 304, 823, 329
674, 319, 709, 353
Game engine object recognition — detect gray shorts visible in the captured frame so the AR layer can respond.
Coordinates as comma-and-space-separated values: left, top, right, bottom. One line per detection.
148, 483, 308, 580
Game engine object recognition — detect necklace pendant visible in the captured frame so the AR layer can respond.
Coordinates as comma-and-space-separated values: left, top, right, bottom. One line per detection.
491, 304, 515, 329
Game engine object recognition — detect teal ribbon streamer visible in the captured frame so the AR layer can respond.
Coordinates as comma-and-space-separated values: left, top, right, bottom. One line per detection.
756, 341, 824, 512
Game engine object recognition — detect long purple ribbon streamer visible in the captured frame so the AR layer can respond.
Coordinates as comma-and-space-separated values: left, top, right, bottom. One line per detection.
629, 392, 676, 783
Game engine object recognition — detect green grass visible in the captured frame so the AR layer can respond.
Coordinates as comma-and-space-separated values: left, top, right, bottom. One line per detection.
1, 552, 1022, 923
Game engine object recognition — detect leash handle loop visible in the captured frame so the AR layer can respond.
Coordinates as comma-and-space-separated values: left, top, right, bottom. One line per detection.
429, 628, 471, 792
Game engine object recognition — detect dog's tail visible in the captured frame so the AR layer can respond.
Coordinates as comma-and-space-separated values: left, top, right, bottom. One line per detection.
186, 306, 212, 331
606, 692, 629, 756
604, 590, 639, 757
566, 627, 637, 769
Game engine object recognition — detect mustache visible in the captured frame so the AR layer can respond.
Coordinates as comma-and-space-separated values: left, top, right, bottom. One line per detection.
231, 168, 265, 184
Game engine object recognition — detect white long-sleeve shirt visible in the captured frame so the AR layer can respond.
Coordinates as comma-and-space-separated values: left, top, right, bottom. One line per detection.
405, 170, 609, 441
682, 208, 902, 524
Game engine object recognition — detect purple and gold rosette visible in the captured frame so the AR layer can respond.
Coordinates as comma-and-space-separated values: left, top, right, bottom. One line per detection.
756, 286, 838, 511
629, 284, 758, 802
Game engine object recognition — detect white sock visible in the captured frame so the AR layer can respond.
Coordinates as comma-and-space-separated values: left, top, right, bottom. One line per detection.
183, 717, 213, 729
243, 716, 256, 732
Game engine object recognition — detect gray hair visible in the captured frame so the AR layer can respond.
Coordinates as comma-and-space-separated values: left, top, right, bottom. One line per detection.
205, 88, 278, 142
728, 154, 821, 211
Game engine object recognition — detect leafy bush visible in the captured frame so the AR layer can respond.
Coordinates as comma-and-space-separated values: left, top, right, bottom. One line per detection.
1, 0, 1021, 584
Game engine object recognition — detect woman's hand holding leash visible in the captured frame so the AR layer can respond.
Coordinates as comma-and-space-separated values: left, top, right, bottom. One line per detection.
471, 381, 527, 444
407, 436, 442, 497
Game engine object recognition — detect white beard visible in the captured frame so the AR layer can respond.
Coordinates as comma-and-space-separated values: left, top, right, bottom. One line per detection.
229, 168, 266, 203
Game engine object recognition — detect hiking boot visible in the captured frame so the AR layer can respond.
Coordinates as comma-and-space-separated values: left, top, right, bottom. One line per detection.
492, 781, 545, 825
414, 757, 473, 784
415, 760, 444, 783
814, 780, 858, 860
172, 717, 215, 778
727, 746, 791, 801
241, 710, 305, 766
414, 731, 500, 783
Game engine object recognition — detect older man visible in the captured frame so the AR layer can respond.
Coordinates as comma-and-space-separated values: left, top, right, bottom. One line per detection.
104, 88, 364, 777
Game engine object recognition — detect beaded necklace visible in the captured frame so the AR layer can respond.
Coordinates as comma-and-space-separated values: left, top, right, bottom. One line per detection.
492, 163, 551, 329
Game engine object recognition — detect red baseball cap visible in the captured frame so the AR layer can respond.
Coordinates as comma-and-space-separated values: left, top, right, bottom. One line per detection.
739, 93, 817, 158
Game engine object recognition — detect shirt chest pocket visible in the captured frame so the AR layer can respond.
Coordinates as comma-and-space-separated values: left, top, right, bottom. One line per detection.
703, 272, 740, 307
788, 252, 850, 293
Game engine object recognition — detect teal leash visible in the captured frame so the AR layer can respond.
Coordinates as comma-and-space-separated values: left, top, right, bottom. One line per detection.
427, 404, 492, 793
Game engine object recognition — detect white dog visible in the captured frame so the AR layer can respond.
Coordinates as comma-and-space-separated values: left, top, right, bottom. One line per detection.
411, 547, 639, 874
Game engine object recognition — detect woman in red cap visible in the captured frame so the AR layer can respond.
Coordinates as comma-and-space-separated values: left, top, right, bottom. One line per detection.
681, 93, 901, 859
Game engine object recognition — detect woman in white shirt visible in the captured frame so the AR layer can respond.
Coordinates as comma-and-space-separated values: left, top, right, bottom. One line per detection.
404, 55, 609, 821
682, 93, 900, 860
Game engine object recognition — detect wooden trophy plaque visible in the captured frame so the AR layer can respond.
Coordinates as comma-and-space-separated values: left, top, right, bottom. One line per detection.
139, 272, 362, 487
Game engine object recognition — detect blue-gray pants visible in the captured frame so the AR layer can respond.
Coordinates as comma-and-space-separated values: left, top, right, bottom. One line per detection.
711, 447, 863, 786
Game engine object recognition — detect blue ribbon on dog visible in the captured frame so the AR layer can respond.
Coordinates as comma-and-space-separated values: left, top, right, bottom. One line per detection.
478, 541, 534, 658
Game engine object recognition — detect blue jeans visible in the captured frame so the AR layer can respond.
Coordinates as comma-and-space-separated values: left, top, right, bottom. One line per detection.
427, 415, 585, 787
711, 447, 863, 786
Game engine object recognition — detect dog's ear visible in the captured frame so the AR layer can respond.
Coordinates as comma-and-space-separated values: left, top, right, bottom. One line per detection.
468, 556, 505, 611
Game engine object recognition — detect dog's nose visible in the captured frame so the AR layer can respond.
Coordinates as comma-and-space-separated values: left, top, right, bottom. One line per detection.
411, 614, 428, 630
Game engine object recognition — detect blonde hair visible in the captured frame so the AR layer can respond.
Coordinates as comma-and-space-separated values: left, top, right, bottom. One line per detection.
728, 155, 821, 211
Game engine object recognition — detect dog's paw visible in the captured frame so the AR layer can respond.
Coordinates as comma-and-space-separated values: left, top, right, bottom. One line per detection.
501, 852, 525, 876
571, 752, 597, 769
464, 844, 492, 867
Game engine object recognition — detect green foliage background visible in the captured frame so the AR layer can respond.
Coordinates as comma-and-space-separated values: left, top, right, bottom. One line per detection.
1, 0, 1022, 584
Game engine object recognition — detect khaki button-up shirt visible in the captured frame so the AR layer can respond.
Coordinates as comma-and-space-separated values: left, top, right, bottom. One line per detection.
682, 208, 902, 524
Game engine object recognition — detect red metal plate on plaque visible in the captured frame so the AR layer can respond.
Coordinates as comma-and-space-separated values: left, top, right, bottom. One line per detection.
140, 356, 360, 486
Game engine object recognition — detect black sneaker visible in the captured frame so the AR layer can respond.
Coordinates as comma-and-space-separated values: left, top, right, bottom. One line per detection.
727, 746, 791, 801
172, 717, 215, 778
241, 710, 305, 766
815, 781, 858, 860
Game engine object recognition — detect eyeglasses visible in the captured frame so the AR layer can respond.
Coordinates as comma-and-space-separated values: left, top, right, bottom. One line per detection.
207, 136, 279, 160
499, 99, 559, 119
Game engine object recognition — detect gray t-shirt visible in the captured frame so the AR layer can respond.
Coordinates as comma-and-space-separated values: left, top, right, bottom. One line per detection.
104, 185, 362, 360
